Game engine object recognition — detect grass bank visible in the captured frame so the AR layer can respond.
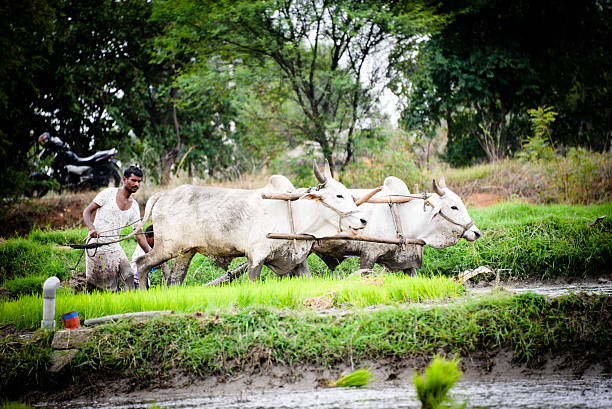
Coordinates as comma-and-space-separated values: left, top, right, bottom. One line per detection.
1, 293, 609, 399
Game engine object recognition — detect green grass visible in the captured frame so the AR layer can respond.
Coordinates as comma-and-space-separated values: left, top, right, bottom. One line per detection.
67, 293, 611, 380
421, 202, 612, 279
0, 274, 462, 330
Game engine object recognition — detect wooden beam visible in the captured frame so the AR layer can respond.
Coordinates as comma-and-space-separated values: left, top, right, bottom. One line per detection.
266, 233, 425, 245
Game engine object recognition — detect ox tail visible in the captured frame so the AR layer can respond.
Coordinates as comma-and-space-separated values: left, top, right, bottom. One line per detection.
122, 191, 164, 242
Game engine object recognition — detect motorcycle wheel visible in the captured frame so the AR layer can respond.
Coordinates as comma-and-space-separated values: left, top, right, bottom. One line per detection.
97, 164, 121, 188
26, 173, 51, 198
27, 183, 50, 199
108, 166, 121, 187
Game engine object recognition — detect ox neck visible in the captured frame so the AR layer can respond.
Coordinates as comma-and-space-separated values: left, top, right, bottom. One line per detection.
292, 197, 340, 238
398, 199, 434, 238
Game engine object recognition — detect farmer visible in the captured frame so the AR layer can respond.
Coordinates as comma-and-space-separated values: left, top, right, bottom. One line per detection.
82, 165, 150, 291
130, 224, 170, 289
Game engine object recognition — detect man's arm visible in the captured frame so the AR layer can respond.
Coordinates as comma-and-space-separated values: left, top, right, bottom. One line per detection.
83, 202, 101, 238
135, 228, 151, 253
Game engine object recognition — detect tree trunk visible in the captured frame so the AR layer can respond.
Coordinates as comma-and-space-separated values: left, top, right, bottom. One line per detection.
160, 87, 182, 185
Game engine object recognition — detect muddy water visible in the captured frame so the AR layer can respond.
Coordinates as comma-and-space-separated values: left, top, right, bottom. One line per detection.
511, 282, 612, 297
41, 375, 612, 409
470, 281, 612, 298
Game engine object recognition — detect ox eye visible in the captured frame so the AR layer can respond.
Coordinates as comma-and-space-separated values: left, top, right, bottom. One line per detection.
336, 194, 344, 199
451, 206, 459, 210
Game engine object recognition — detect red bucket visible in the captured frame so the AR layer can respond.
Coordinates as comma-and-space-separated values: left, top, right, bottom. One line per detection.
61, 311, 80, 329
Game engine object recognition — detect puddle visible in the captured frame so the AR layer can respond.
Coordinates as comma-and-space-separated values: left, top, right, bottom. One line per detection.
38, 375, 612, 409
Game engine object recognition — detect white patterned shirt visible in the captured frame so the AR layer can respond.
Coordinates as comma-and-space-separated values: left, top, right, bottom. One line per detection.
92, 187, 141, 252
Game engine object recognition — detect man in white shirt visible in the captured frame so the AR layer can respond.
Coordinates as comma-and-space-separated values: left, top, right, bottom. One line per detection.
82, 165, 151, 291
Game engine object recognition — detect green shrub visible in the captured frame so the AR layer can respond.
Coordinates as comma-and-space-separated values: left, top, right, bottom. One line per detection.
340, 149, 421, 188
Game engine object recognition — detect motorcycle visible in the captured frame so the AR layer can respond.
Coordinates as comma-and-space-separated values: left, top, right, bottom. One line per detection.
28, 132, 122, 198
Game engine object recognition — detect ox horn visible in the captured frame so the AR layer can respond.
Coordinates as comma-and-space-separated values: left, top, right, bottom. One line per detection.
354, 186, 383, 206
432, 179, 445, 196
313, 159, 327, 184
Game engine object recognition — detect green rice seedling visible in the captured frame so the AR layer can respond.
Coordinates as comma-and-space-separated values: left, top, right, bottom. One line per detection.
328, 368, 374, 387
413, 356, 464, 409
0, 275, 463, 330
1, 402, 35, 409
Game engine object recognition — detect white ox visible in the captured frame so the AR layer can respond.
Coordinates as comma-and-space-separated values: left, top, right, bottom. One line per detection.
312, 176, 481, 274
132, 161, 367, 287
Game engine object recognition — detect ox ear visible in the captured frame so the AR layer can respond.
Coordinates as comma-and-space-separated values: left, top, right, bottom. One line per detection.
438, 176, 447, 189
302, 192, 322, 201
313, 159, 327, 184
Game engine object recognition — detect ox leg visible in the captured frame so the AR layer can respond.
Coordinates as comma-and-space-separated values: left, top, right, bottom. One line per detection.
247, 259, 264, 281
316, 254, 343, 272
170, 249, 196, 286
288, 261, 312, 278
209, 256, 233, 271
136, 248, 172, 291
359, 255, 376, 271
403, 268, 418, 277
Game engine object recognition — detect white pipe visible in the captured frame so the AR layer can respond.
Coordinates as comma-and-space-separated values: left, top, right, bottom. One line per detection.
41, 276, 61, 330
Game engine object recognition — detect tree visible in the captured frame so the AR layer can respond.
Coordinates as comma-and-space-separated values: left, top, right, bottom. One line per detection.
154, 0, 439, 173
399, 0, 612, 164
0, 0, 56, 195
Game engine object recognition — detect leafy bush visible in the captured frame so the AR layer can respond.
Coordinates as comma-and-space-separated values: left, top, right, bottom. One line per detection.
341, 149, 421, 188
517, 106, 558, 163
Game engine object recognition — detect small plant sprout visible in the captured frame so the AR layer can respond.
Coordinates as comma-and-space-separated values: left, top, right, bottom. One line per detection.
328, 368, 374, 387
413, 356, 465, 409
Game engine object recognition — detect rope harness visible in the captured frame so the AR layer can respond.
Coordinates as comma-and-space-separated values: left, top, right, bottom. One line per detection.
381, 192, 475, 246
436, 210, 475, 238
305, 184, 360, 233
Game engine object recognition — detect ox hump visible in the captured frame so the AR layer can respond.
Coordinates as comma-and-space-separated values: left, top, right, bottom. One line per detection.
383, 176, 410, 195
265, 174, 295, 193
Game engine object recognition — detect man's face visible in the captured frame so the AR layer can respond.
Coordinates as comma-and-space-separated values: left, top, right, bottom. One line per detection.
123, 174, 142, 193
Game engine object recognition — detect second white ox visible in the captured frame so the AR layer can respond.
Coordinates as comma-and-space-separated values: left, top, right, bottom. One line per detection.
132, 160, 367, 287
312, 176, 481, 274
